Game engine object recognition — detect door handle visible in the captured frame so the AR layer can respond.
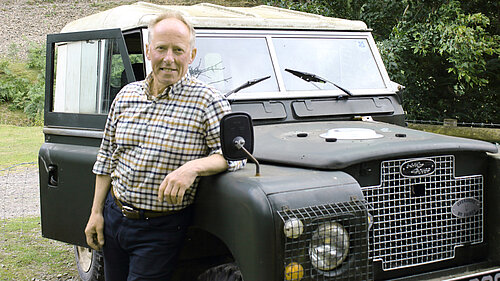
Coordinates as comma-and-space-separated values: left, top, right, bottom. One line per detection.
48, 164, 58, 187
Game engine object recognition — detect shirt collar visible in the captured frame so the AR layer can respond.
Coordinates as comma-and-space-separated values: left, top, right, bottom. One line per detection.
144, 73, 192, 100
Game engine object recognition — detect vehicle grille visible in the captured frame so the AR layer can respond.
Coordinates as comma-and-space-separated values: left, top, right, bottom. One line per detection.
362, 155, 483, 270
278, 200, 372, 281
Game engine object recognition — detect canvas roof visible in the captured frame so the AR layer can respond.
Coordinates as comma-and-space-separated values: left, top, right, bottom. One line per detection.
61, 2, 368, 33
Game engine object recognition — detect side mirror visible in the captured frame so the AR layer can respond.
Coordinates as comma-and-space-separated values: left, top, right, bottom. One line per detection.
220, 112, 260, 176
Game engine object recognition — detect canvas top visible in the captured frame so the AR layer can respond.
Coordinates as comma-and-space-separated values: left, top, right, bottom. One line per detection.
61, 2, 368, 33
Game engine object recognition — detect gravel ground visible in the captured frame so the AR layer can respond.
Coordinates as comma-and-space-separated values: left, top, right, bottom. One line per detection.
0, 0, 128, 59
0, 0, 166, 60
0, 163, 40, 219
0, 0, 253, 60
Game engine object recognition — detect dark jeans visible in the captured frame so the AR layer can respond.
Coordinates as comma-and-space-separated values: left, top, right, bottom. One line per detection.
102, 192, 192, 281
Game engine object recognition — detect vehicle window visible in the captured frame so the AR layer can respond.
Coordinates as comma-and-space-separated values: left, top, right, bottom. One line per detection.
273, 38, 386, 91
110, 54, 144, 92
52, 39, 123, 114
191, 37, 279, 94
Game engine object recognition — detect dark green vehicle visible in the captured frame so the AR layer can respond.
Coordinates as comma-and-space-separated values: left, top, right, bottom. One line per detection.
39, 2, 500, 281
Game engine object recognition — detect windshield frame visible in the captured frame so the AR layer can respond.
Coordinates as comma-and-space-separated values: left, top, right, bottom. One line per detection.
142, 29, 396, 100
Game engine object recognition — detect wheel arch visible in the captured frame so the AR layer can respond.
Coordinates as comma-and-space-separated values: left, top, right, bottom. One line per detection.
193, 170, 277, 281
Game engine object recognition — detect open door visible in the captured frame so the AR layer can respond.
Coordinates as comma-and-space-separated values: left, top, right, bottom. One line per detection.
39, 28, 140, 246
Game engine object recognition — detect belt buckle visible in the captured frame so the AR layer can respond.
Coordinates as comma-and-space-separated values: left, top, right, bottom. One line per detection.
121, 205, 140, 219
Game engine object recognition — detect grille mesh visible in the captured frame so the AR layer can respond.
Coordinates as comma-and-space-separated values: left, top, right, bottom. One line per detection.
278, 201, 372, 281
362, 155, 483, 270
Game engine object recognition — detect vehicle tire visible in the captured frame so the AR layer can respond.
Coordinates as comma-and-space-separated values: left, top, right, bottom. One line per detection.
74, 246, 105, 281
197, 262, 243, 281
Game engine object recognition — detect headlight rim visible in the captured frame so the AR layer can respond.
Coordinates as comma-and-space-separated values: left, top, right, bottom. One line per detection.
308, 221, 350, 272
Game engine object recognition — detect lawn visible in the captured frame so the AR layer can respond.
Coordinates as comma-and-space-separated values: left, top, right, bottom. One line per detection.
0, 217, 78, 280
0, 124, 43, 170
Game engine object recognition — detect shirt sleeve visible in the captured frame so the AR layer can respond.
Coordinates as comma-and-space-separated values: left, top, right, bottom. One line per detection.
204, 92, 246, 172
92, 98, 119, 176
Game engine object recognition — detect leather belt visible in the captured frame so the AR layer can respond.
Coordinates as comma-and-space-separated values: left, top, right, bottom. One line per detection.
111, 189, 177, 220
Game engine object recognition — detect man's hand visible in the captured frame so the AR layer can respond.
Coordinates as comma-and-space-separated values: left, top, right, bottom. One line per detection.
85, 174, 111, 250
158, 154, 229, 205
158, 163, 197, 205
85, 212, 105, 251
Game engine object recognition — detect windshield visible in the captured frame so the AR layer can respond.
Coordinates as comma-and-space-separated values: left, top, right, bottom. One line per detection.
274, 38, 386, 91
190, 37, 279, 94
190, 35, 387, 96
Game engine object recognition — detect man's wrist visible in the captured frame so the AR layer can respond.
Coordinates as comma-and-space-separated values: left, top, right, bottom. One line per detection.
91, 205, 104, 215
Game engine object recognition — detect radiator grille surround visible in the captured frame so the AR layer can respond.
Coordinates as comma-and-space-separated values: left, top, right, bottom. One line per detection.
362, 155, 483, 271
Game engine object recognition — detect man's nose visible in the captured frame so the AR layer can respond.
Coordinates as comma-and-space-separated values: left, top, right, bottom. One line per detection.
162, 49, 175, 63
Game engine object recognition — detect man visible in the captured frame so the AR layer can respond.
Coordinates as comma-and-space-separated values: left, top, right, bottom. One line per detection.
84, 11, 242, 281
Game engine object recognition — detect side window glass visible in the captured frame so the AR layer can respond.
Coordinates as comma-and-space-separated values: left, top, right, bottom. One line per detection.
52, 39, 120, 114
110, 53, 144, 94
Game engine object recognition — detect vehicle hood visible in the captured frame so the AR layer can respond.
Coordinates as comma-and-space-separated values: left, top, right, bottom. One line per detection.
253, 121, 498, 170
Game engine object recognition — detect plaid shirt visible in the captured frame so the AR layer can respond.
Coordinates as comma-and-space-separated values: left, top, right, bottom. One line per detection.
93, 73, 243, 211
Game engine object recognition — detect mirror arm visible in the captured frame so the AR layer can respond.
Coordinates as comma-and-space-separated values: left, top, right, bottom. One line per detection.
240, 146, 260, 177
233, 136, 260, 176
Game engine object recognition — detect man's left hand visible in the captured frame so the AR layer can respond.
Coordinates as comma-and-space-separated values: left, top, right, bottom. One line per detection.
158, 163, 197, 205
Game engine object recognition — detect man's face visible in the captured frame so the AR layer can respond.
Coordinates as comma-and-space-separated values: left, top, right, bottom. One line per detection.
146, 18, 196, 91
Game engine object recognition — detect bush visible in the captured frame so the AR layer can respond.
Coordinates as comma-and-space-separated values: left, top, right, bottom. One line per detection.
0, 42, 45, 125
378, 1, 500, 123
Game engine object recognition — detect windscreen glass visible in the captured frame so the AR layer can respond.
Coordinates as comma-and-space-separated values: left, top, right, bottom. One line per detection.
273, 38, 386, 91
190, 37, 279, 94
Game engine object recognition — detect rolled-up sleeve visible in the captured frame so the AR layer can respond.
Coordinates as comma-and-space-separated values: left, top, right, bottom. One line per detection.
93, 100, 118, 176
204, 93, 246, 172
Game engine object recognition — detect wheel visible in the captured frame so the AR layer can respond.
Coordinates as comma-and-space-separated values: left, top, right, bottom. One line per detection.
74, 246, 105, 281
197, 263, 243, 281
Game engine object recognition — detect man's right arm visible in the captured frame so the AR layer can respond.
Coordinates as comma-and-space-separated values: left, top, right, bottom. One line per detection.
84, 174, 112, 250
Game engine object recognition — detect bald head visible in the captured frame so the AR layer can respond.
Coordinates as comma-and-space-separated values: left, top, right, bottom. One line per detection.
148, 11, 196, 50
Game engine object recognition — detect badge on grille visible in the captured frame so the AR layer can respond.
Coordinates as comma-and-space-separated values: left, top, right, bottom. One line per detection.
400, 159, 436, 177
452, 198, 481, 218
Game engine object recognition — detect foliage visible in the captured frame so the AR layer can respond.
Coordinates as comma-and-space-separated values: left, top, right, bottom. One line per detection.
267, 0, 364, 19
0, 42, 45, 125
379, 0, 500, 123
266, 0, 500, 123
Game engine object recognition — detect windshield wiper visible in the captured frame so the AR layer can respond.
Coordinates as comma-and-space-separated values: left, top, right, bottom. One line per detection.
225, 75, 271, 98
285, 68, 353, 97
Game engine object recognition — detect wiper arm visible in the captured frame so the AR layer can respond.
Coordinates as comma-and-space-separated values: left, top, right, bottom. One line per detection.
285, 68, 353, 97
225, 75, 271, 98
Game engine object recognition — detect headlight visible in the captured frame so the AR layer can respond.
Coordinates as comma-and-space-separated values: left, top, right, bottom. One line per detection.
283, 218, 304, 239
309, 222, 349, 271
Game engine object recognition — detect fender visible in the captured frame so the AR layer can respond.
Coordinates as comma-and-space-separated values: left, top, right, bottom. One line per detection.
194, 164, 365, 280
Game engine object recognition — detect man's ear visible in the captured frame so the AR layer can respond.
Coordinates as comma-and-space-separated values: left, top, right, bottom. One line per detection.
145, 43, 151, 61
189, 48, 197, 64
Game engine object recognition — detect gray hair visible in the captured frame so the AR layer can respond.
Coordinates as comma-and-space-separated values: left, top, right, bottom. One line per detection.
148, 11, 196, 50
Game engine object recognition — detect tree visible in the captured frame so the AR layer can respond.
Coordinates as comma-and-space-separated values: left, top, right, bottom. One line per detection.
266, 0, 500, 123
378, 0, 499, 122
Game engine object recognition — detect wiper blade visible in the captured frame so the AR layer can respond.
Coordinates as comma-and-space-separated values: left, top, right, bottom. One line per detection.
285, 68, 326, 83
285, 68, 353, 97
225, 75, 271, 98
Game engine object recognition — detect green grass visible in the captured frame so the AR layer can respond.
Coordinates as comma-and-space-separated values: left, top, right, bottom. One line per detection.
408, 123, 500, 143
0, 217, 78, 280
0, 124, 43, 170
